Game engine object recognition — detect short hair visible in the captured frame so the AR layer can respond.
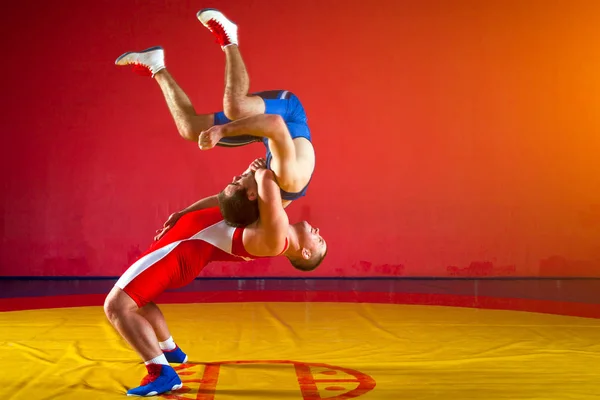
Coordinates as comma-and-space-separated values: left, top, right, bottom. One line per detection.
287, 246, 328, 272
217, 188, 259, 227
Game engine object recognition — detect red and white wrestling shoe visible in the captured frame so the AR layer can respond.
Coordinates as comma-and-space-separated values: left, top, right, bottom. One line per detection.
196, 9, 238, 50
115, 46, 165, 78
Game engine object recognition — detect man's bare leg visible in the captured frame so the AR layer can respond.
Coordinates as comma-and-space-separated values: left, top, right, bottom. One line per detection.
104, 287, 183, 396
222, 45, 265, 120
138, 301, 171, 342
104, 287, 163, 361
197, 9, 265, 120
115, 47, 214, 142
153, 69, 214, 142
138, 301, 189, 363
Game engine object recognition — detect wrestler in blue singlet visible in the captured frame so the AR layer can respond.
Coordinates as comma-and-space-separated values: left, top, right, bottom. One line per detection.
213, 90, 312, 201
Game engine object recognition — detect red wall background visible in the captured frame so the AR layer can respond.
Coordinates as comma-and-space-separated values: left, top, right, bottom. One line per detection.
2, 0, 600, 277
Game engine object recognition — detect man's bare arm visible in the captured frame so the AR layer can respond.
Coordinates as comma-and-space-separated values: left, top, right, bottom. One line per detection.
243, 169, 289, 256
201, 114, 299, 189
179, 194, 219, 214
154, 195, 219, 241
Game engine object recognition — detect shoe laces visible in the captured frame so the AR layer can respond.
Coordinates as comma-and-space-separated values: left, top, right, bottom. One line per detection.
131, 62, 153, 77
140, 364, 162, 386
206, 20, 230, 46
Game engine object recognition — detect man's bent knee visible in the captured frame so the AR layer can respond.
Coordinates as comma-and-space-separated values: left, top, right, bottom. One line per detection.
104, 286, 137, 322
223, 103, 246, 121
223, 95, 265, 121
178, 127, 199, 142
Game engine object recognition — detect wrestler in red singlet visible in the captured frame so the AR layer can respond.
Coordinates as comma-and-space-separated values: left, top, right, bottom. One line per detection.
115, 207, 288, 307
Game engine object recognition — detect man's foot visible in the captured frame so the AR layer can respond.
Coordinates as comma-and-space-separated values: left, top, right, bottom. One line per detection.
197, 9, 238, 49
115, 46, 165, 77
127, 364, 182, 397
163, 346, 188, 364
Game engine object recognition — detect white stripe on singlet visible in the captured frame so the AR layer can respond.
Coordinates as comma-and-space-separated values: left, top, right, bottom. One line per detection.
115, 221, 238, 289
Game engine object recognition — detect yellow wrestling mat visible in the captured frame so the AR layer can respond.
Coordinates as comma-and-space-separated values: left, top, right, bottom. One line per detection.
2, 302, 600, 399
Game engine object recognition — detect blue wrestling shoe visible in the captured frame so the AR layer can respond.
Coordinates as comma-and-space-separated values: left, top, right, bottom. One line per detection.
164, 346, 188, 364
127, 364, 182, 397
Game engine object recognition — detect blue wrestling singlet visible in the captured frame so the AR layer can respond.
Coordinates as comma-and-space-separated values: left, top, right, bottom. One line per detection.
213, 90, 313, 201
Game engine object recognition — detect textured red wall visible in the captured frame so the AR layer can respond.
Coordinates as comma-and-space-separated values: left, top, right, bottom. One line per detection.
2, 0, 600, 277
